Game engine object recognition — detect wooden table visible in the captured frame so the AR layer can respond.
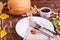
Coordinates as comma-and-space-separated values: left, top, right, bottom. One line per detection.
0, 16, 25, 40
0, 11, 57, 40
0, 0, 60, 40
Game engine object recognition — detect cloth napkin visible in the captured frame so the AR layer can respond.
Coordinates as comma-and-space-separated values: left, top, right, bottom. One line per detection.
24, 27, 60, 40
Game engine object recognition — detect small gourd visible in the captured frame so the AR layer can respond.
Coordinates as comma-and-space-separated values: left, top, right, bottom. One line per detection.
8, 0, 31, 16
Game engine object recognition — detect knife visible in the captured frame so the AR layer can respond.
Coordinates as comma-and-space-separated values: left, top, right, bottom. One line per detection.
29, 17, 57, 38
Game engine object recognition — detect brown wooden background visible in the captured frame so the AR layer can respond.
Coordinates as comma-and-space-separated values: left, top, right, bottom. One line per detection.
0, 0, 60, 40
31, 0, 60, 12
1, 0, 60, 12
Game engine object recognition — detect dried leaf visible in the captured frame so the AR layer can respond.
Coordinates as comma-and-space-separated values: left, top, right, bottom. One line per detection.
0, 25, 7, 38
0, 14, 9, 20
0, 30, 7, 38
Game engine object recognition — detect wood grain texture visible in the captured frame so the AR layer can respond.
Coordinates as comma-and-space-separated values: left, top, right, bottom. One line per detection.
1, 0, 60, 40
31, 0, 60, 12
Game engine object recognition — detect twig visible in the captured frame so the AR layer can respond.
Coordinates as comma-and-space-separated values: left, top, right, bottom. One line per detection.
0, 19, 2, 26
7, 27, 14, 40
34, 5, 37, 10
3, 3, 7, 7
26, 10, 33, 17
37, 9, 40, 13
9, 21, 12, 28
1, 20, 4, 28
3, 24, 8, 30
7, 21, 14, 40
31, 7, 36, 14
34, 5, 38, 13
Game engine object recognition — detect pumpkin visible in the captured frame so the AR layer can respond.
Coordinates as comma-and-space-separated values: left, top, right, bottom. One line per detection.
8, 0, 31, 16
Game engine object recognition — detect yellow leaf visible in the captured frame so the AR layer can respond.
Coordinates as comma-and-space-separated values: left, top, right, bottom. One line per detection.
0, 26, 1, 31
0, 30, 7, 38
58, 21, 60, 26
58, 21, 60, 25
0, 14, 9, 20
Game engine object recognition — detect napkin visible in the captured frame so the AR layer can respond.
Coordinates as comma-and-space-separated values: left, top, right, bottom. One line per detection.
24, 27, 60, 40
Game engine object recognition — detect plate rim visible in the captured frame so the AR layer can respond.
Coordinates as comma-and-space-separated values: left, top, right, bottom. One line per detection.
15, 16, 54, 38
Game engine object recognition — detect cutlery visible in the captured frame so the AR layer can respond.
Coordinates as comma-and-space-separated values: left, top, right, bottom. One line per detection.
29, 17, 57, 38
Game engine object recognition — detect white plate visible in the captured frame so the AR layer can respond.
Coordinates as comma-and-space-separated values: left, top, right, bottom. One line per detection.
15, 16, 54, 38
